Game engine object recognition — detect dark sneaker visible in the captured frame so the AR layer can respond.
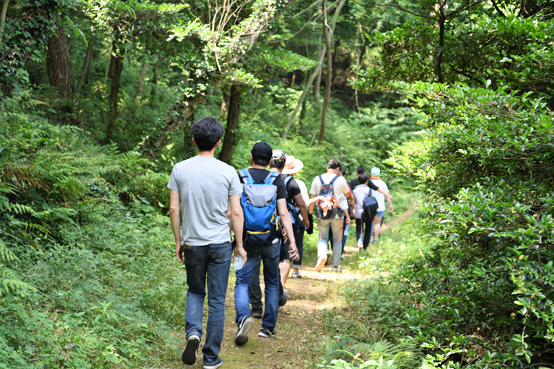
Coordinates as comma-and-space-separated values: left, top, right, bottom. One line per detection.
203, 358, 223, 369
251, 309, 263, 319
181, 334, 200, 365
235, 316, 254, 346
258, 326, 276, 338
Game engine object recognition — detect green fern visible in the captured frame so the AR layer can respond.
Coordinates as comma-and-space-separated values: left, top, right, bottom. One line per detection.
0, 240, 34, 296
354, 340, 422, 369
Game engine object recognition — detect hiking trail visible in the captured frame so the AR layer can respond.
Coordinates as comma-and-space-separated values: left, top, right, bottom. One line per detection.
166, 204, 417, 368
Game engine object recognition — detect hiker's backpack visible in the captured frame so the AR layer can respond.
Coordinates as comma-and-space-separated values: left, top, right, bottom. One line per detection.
316, 175, 339, 219
284, 176, 304, 234
239, 169, 279, 246
362, 189, 378, 222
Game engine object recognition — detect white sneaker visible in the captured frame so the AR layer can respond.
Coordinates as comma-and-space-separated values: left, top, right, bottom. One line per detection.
316, 257, 326, 272
291, 271, 302, 278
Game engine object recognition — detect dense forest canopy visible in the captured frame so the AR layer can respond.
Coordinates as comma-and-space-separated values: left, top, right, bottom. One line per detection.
1, 0, 553, 367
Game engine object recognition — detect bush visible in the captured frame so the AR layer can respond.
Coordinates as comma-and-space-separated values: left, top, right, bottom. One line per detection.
387, 82, 554, 366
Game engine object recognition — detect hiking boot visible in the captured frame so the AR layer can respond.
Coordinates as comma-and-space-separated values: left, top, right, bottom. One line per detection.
203, 358, 223, 369
251, 309, 263, 319
235, 316, 254, 346
291, 271, 302, 278
181, 334, 200, 365
331, 266, 342, 273
315, 257, 326, 272
258, 326, 276, 338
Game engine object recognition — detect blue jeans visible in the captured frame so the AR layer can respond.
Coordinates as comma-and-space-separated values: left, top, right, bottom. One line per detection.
183, 242, 232, 366
235, 239, 280, 328
317, 217, 344, 267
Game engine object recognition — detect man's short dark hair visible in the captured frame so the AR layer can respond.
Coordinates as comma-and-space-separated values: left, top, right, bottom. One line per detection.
357, 165, 366, 175
327, 159, 341, 169
359, 174, 369, 184
191, 117, 224, 152
339, 168, 346, 176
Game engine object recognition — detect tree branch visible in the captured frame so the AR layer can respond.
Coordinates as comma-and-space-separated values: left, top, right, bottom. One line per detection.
375, 1, 438, 20
491, 0, 506, 17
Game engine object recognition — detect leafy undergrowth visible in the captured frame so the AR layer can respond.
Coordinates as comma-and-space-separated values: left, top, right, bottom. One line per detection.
318, 216, 435, 369
0, 98, 185, 368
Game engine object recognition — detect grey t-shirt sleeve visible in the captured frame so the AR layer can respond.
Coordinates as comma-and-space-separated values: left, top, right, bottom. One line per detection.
228, 168, 242, 196
167, 166, 179, 191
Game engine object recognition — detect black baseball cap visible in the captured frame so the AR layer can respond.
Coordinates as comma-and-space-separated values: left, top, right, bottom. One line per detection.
251, 142, 272, 162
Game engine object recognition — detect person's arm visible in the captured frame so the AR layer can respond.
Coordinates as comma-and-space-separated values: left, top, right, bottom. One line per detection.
229, 194, 246, 263
169, 190, 184, 265
277, 198, 299, 260
368, 179, 394, 201
308, 194, 316, 214
387, 197, 394, 213
293, 193, 310, 229
344, 209, 351, 225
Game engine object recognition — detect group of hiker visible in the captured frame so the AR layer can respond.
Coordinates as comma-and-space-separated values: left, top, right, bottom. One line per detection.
168, 117, 394, 368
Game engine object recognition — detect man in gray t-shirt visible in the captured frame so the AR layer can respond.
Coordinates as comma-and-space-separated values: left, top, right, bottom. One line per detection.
167, 117, 244, 369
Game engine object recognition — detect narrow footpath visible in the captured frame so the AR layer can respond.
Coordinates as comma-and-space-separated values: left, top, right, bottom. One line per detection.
166, 205, 416, 368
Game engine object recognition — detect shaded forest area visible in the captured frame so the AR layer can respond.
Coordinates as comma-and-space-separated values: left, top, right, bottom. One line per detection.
1, 0, 554, 368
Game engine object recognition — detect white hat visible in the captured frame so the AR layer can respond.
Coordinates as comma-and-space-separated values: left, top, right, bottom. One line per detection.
281, 156, 304, 174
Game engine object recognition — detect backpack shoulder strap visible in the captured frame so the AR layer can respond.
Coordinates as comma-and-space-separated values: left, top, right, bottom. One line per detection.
329, 175, 339, 185
264, 171, 279, 185
284, 175, 293, 186
239, 169, 254, 184
319, 175, 325, 186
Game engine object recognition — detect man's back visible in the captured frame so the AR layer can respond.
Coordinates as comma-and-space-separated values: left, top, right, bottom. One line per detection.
310, 173, 349, 208
168, 156, 241, 246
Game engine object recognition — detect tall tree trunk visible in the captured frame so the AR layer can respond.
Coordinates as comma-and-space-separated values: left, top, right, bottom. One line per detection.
299, 89, 307, 130
105, 38, 124, 143
282, 0, 346, 140
76, 36, 94, 93
219, 84, 242, 164
436, 15, 445, 83
134, 62, 148, 102
313, 38, 322, 100
358, 35, 370, 66
319, 0, 333, 145
149, 62, 158, 106
183, 110, 196, 157
282, 53, 324, 139
0, 0, 9, 44
47, 26, 74, 99
219, 86, 230, 121
331, 38, 340, 84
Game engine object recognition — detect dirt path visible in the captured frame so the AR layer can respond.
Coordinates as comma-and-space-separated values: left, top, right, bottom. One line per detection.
165, 204, 417, 368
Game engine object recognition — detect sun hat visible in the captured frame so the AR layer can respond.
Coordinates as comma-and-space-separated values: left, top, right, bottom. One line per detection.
282, 156, 304, 174
371, 167, 381, 176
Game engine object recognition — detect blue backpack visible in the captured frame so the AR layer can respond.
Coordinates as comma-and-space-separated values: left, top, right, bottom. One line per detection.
239, 169, 279, 246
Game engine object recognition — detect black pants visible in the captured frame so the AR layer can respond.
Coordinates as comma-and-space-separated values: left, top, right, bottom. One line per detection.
362, 216, 374, 250
249, 257, 285, 312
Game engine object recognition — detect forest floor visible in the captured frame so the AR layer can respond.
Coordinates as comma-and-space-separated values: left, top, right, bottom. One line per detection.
164, 204, 416, 369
